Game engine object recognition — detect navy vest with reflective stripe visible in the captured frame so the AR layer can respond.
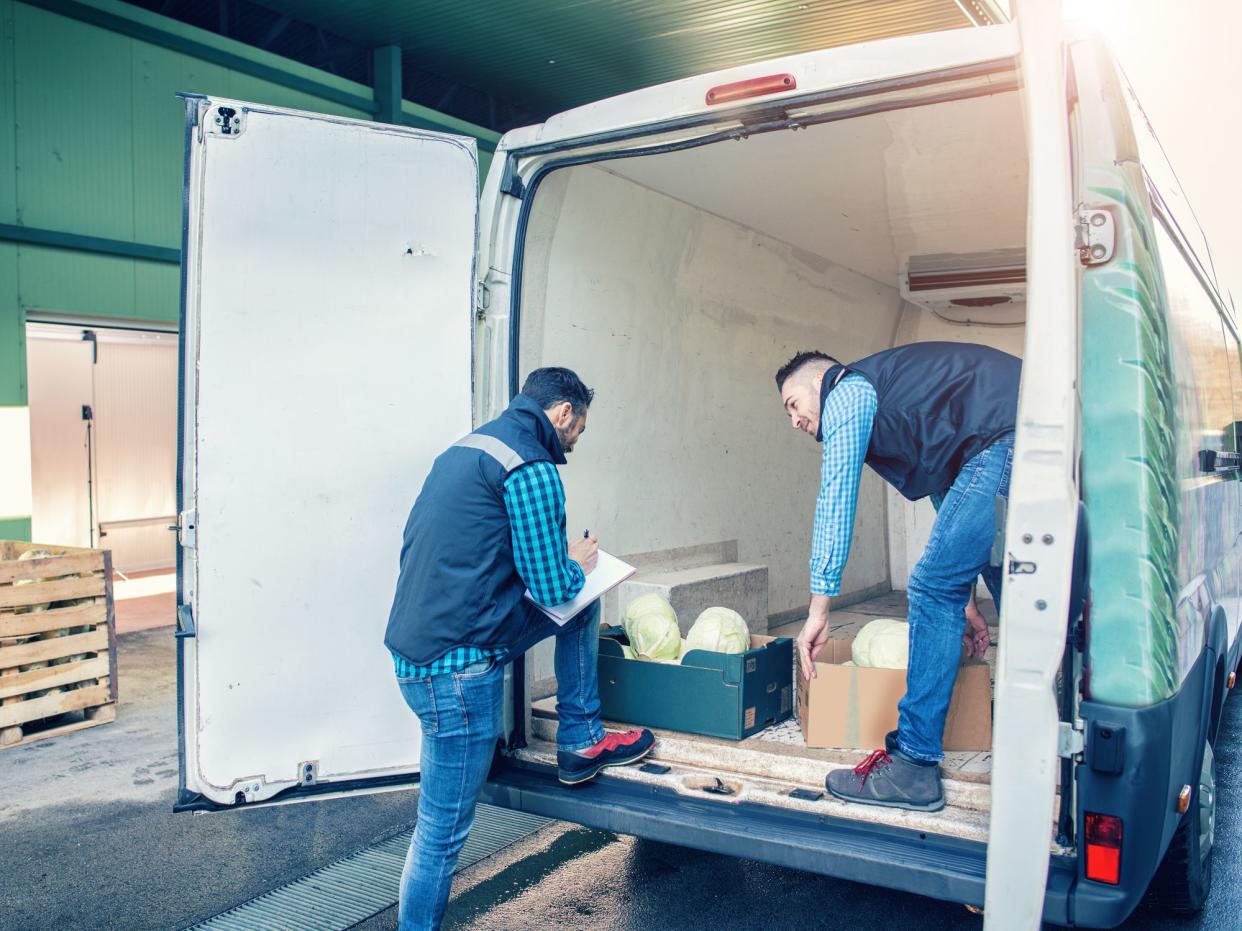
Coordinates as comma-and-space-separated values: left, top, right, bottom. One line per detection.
384, 394, 565, 666
821, 342, 1021, 501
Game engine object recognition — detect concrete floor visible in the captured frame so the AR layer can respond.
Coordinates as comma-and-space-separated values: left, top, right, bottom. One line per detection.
2, 621, 1240, 930
0, 627, 418, 931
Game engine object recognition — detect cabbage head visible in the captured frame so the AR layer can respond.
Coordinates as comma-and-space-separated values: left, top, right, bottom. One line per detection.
626, 612, 682, 662
623, 593, 677, 630
851, 618, 910, 668
685, 607, 750, 655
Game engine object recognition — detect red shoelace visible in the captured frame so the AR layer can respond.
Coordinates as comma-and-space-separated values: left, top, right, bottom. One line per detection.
853, 749, 892, 785
584, 729, 642, 757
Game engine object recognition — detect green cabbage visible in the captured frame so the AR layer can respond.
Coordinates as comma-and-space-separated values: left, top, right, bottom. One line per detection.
625, 612, 682, 662
851, 618, 910, 668
623, 593, 678, 629
685, 607, 750, 654
620, 644, 637, 660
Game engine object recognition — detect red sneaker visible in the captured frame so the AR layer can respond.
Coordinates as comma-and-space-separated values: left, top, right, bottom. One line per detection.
557, 728, 655, 785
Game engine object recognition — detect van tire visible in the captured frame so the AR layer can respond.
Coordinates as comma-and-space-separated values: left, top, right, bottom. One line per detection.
1150, 742, 1215, 913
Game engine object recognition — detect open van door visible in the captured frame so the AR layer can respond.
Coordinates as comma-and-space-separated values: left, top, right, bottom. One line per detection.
985, 5, 1081, 927
175, 97, 477, 809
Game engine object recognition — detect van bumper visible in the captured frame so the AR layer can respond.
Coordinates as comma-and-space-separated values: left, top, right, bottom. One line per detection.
481, 759, 1084, 925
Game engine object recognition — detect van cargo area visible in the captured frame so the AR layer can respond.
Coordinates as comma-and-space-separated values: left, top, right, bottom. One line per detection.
511, 86, 1052, 849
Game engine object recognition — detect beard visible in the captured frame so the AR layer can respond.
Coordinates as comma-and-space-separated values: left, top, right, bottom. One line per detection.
556, 424, 577, 453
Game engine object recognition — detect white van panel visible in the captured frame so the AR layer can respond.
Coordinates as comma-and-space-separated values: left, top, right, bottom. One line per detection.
180, 99, 477, 805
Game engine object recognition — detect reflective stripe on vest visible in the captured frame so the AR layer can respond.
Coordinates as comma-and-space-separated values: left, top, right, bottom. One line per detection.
453, 434, 526, 472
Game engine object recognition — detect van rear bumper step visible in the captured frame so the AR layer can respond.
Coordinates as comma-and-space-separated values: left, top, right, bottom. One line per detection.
483, 759, 1078, 923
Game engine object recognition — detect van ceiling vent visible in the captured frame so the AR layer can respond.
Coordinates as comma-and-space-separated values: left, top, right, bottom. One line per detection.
902, 248, 1026, 312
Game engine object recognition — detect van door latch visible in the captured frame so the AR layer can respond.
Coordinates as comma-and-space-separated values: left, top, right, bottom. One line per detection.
1007, 555, 1036, 575
1075, 209, 1115, 265
1057, 721, 1085, 759
177, 509, 197, 550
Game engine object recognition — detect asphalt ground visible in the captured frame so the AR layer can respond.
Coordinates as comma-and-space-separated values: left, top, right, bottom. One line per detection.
2, 627, 1239, 930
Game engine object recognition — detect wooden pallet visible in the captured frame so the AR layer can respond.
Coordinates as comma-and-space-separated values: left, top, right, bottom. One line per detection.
0, 541, 118, 749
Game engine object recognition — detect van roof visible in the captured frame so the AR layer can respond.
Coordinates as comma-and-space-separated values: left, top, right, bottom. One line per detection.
500, 23, 1018, 152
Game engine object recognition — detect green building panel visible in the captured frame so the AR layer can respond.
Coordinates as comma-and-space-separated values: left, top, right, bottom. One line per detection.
0, 0, 498, 406
0, 516, 32, 542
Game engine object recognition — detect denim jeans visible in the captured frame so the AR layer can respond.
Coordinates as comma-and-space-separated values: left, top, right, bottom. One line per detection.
897, 433, 1014, 763
396, 600, 604, 931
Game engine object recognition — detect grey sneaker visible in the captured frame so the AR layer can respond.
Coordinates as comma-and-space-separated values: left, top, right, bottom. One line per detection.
826, 749, 945, 812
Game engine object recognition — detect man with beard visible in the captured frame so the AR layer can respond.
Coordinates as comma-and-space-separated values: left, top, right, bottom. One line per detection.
384, 367, 654, 930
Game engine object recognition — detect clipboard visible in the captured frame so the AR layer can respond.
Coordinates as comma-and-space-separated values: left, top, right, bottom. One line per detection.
525, 550, 636, 625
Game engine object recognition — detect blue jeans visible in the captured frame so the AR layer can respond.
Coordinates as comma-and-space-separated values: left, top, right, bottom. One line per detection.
897, 434, 1014, 763
395, 600, 604, 931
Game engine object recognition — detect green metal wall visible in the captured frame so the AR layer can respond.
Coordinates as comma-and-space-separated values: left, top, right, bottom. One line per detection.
0, 0, 497, 540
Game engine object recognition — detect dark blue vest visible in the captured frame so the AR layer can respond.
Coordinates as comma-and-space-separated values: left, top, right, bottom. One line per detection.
384, 395, 566, 666
821, 342, 1021, 501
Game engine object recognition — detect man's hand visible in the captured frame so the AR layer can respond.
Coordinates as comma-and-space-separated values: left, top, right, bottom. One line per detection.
962, 593, 991, 657
568, 534, 599, 575
796, 595, 832, 680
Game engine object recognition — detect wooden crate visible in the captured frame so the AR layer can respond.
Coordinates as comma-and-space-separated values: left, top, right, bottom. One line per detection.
0, 541, 118, 748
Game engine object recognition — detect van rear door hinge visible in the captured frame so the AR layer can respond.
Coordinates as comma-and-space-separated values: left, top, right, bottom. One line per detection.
1057, 720, 1085, 759
1075, 208, 1115, 265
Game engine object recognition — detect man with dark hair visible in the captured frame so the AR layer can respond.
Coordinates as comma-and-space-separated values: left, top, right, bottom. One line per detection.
385, 366, 654, 930
775, 342, 1020, 812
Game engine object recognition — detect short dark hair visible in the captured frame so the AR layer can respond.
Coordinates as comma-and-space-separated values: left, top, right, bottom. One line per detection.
521, 366, 594, 415
774, 351, 836, 391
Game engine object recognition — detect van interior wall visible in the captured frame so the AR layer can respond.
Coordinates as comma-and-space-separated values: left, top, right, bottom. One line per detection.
519, 164, 905, 652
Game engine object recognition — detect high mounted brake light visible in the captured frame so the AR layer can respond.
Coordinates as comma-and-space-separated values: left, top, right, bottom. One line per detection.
705, 73, 796, 106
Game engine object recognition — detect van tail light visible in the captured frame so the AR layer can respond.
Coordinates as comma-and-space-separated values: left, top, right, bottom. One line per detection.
1084, 812, 1123, 884
705, 73, 796, 105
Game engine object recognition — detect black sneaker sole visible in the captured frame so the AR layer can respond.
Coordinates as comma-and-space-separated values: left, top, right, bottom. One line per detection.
557, 743, 655, 786
825, 781, 946, 813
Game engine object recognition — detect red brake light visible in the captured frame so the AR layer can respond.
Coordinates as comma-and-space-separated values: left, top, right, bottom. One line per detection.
1084, 812, 1123, 884
705, 73, 796, 106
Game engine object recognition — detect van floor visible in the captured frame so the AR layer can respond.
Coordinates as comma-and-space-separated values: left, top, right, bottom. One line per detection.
518, 591, 1068, 850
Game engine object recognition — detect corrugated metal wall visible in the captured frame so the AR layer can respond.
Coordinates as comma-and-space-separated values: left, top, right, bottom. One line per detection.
0, 0, 496, 383
0, 0, 495, 541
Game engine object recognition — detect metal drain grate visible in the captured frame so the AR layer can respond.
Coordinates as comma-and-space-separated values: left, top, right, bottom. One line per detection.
187, 804, 550, 931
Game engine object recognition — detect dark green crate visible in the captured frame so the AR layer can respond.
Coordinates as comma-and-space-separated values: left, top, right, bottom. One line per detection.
597, 628, 794, 740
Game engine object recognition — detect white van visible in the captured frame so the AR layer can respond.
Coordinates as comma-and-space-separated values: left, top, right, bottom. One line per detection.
174, 9, 1241, 928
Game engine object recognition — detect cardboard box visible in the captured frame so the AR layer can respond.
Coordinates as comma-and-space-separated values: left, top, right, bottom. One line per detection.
598, 630, 793, 740
798, 640, 991, 751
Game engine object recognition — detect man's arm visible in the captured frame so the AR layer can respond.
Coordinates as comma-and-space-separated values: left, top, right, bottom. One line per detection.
504, 461, 587, 607
797, 375, 877, 678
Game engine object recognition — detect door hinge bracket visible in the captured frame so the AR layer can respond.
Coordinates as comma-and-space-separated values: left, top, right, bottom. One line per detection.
1058, 720, 1085, 759
207, 105, 245, 137
178, 509, 197, 550
499, 158, 525, 199
1075, 208, 1115, 265
475, 281, 491, 320
298, 760, 319, 786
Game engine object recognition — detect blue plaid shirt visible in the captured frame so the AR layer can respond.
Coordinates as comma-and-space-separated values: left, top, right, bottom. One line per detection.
811, 374, 877, 596
393, 459, 585, 679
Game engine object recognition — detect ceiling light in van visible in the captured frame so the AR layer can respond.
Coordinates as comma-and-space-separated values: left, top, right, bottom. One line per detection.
705, 73, 796, 105
901, 248, 1026, 313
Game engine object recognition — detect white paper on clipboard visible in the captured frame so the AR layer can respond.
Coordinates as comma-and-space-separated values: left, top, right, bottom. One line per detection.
524, 550, 636, 625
